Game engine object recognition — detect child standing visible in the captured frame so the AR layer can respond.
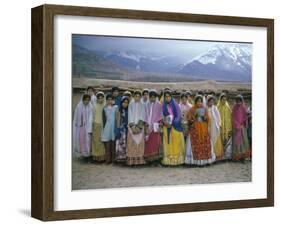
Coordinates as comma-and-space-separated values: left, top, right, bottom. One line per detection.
102, 93, 118, 164
92, 92, 106, 162
73, 94, 93, 161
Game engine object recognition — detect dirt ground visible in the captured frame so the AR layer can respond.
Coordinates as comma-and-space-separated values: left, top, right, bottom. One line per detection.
72, 158, 252, 190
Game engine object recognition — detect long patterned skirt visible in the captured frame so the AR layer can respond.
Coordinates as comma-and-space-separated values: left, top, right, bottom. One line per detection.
162, 127, 185, 165
144, 132, 161, 162
92, 122, 105, 162
187, 121, 215, 165
126, 127, 146, 165
115, 128, 127, 162
232, 126, 251, 161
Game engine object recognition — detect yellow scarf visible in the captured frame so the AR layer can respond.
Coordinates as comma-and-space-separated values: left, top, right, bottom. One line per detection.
217, 100, 232, 142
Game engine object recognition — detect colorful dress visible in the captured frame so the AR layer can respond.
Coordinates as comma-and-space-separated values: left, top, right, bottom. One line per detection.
162, 98, 185, 165
185, 106, 215, 165
115, 101, 129, 162
73, 101, 93, 157
217, 100, 232, 160
232, 103, 251, 160
179, 102, 192, 139
208, 105, 223, 160
144, 100, 163, 161
126, 100, 146, 165
92, 101, 106, 161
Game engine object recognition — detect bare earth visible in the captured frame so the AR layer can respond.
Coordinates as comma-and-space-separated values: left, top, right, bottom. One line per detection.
72, 158, 251, 190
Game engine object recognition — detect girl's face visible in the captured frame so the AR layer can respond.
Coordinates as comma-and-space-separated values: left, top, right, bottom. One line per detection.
221, 96, 227, 104
107, 98, 113, 106
208, 99, 214, 107
113, 90, 119, 97
165, 94, 172, 103
181, 96, 187, 104
83, 97, 90, 106
236, 100, 242, 105
149, 95, 156, 103
142, 92, 148, 101
97, 96, 104, 104
87, 89, 94, 96
196, 99, 203, 108
134, 94, 141, 102
122, 100, 129, 108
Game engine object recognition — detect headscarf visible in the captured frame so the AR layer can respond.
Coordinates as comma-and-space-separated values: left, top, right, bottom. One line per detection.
144, 96, 163, 133
163, 96, 183, 143
232, 95, 248, 145
217, 93, 232, 142
128, 97, 145, 125
73, 95, 93, 154
93, 92, 105, 124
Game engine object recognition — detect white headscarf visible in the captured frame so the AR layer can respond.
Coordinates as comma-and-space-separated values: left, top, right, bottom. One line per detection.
73, 98, 93, 154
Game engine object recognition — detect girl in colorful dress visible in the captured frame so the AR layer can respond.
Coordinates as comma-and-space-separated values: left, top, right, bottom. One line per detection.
162, 90, 185, 165
207, 95, 224, 161
92, 92, 106, 162
115, 96, 130, 162
144, 89, 163, 163
102, 93, 118, 164
217, 93, 232, 159
126, 90, 146, 165
73, 94, 93, 161
179, 92, 192, 141
232, 95, 251, 161
185, 95, 215, 165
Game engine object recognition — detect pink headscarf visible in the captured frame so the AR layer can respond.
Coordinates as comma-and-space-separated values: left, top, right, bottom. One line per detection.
144, 100, 163, 133
232, 97, 247, 145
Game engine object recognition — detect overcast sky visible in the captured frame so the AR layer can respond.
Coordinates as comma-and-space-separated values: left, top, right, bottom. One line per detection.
72, 34, 251, 61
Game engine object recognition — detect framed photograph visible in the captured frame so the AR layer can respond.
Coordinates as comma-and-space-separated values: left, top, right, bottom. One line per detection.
31, 4, 274, 221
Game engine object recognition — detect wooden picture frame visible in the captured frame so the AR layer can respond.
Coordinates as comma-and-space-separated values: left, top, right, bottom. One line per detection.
31, 4, 274, 221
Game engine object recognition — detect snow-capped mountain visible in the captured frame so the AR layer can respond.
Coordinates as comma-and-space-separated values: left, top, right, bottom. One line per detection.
73, 43, 252, 82
177, 44, 252, 82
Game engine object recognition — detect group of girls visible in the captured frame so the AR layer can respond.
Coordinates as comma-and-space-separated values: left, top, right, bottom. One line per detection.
73, 86, 251, 166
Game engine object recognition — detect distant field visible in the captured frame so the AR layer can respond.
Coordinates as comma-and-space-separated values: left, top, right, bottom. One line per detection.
73, 78, 251, 91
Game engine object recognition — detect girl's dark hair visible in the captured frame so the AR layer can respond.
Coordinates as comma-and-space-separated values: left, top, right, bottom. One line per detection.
134, 90, 142, 96
106, 93, 113, 100
96, 92, 104, 99
210, 91, 216, 96
207, 95, 215, 103
112, 86, 119, 92
197, 90, 204, 95
235, 94, 243, 103
120, 96, 129, 112
82, 94, 91, 101
142, 89, 149, 95
220, 93, 227, 100
194, 95, 203, 103
186, 91, 192, 97
164, 90, 172, 97
180, 92, 188, 99
87, 86, 94, 91
149, 90, 158, 97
